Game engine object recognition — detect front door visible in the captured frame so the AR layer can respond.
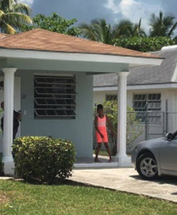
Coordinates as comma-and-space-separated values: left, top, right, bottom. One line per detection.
0, 77, 21, 152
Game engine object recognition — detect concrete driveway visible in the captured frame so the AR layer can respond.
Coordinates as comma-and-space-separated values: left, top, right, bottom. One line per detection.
70, 168, 177, 203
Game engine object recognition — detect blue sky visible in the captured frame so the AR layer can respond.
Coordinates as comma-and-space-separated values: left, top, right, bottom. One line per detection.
19, 0, 177, 34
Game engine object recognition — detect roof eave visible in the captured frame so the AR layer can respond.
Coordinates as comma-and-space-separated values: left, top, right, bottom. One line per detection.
94, 83, 177, 91
0, 48, 163, 66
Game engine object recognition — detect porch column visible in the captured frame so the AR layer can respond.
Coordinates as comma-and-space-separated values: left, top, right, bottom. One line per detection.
117, 72, 131, 167
2, 68, 17, 175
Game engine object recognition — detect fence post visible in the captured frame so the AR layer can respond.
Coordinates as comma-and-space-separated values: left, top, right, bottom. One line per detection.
145, 111, 148, 140
165, 99, 168, 134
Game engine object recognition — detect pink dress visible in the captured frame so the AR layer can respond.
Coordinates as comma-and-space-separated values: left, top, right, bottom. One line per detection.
96, 115, 108, 143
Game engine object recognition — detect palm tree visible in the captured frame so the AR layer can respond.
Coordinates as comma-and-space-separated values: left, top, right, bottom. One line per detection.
79, 18, 146, 45
132, 19, 147, 37
79, 19, 113, 44
149, 11, 177, 37
113, 19, 146, 38
0, 0, 32, 34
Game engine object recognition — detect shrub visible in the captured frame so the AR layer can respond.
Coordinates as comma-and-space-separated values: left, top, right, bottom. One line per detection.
0, 153, 4, 176
102, 100, 143, 155
12, 136, 76, 184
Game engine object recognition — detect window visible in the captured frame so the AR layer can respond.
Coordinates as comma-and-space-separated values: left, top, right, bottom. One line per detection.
133, 93, 161, 123
34, 75, 76, 119
106, 94, 117, 101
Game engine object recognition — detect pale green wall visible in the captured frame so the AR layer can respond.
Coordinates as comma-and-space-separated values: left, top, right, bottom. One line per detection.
17, 70, 93, 158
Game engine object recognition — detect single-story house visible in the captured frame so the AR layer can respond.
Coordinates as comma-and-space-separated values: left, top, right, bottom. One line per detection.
94, 45, 177, 141
0, 29, 163, 174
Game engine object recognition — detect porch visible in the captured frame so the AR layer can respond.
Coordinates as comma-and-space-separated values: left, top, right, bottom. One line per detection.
74, 155, 127, 169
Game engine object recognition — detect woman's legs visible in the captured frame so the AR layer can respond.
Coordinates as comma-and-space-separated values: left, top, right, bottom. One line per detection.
104, 142, 112, 161
94, 143, 102, 162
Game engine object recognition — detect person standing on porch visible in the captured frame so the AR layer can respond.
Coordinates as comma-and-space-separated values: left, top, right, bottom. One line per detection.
1, 101, 21, 140
94, 104, 115, 162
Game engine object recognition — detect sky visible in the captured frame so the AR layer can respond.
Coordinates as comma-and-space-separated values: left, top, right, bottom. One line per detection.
19, 0, 177, 34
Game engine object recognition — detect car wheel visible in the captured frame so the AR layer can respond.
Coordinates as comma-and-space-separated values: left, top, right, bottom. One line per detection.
137, 152, 158, 180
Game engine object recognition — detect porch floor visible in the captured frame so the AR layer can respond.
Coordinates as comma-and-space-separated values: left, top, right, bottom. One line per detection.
74, 155, 120, 168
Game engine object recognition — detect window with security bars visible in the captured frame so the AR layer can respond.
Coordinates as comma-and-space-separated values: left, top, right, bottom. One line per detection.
133, 93, 161, 123
34, 75, 76, 119
106, 94, 117, 101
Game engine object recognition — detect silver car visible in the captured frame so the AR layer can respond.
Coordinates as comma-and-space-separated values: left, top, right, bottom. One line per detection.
131, 133, 177, 180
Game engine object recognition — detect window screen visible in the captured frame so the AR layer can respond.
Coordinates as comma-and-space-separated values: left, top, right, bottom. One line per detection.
133, 93, 161, 123
34, 75, 76, 119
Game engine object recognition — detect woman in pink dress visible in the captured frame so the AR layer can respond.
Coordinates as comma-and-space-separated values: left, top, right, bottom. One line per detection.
94, 104, 115, 162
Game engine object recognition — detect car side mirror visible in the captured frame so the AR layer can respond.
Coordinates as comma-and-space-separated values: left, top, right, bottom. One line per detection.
166, 133, 173, 141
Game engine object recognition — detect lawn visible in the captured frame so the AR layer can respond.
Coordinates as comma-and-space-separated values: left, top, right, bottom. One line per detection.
1, 179, 177, 215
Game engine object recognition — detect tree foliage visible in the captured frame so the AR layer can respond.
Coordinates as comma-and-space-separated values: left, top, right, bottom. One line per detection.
112, 19, 146, 38
79, 18, 114, 44
79, 11, 177, 51
149, 11, 177, 37
114, 36, 175, 52
0, 0, 32, 34
0, 153, 4, 176
21, 13, 81, 36
79, 18, 145, 44
102, 100, 143, 155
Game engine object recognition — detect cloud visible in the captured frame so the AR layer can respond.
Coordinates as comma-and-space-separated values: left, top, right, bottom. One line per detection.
19, 0, 177, 35
18, 0, 34, 6
104, 0, 139, 14
104, 0, 163, 33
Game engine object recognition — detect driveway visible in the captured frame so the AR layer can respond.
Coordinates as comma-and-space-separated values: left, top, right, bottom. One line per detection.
70, 168, 177, 203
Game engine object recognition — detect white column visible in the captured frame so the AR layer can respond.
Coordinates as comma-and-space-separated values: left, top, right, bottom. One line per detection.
2, 68, 17, 175
117, 72, 131, 167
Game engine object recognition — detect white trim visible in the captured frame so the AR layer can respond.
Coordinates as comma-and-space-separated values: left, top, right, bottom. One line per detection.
0, 49, 163, 66
94, 87, 118, 91
94, 83, 177, 92
171, 63, 177, 82
74, 162, 119, 168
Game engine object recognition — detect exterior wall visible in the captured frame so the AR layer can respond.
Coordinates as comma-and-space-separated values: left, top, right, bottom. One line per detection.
17, 70, 93, 158
93, 87, 177, 142
94, 90, 116, 106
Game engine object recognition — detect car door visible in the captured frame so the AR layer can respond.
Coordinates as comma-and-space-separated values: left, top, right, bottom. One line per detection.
159, 139, 177, 171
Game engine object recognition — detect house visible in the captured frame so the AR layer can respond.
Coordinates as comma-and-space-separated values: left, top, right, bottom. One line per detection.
94, 45, 177, 141
0, 29, 163, 174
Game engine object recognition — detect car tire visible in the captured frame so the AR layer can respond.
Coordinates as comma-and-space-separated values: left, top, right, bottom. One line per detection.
137, 152, 158, 180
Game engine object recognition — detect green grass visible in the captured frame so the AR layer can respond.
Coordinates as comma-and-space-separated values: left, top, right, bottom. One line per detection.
0, 179, 177, 215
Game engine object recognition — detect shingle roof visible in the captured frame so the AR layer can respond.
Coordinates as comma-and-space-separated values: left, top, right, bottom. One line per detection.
0, 28, 162, 59
94, 46, 177, 87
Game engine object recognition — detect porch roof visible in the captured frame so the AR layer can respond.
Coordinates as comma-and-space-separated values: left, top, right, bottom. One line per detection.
1, 28, 164, 56
0, 29, 160, 58
0, 29, 163, 69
